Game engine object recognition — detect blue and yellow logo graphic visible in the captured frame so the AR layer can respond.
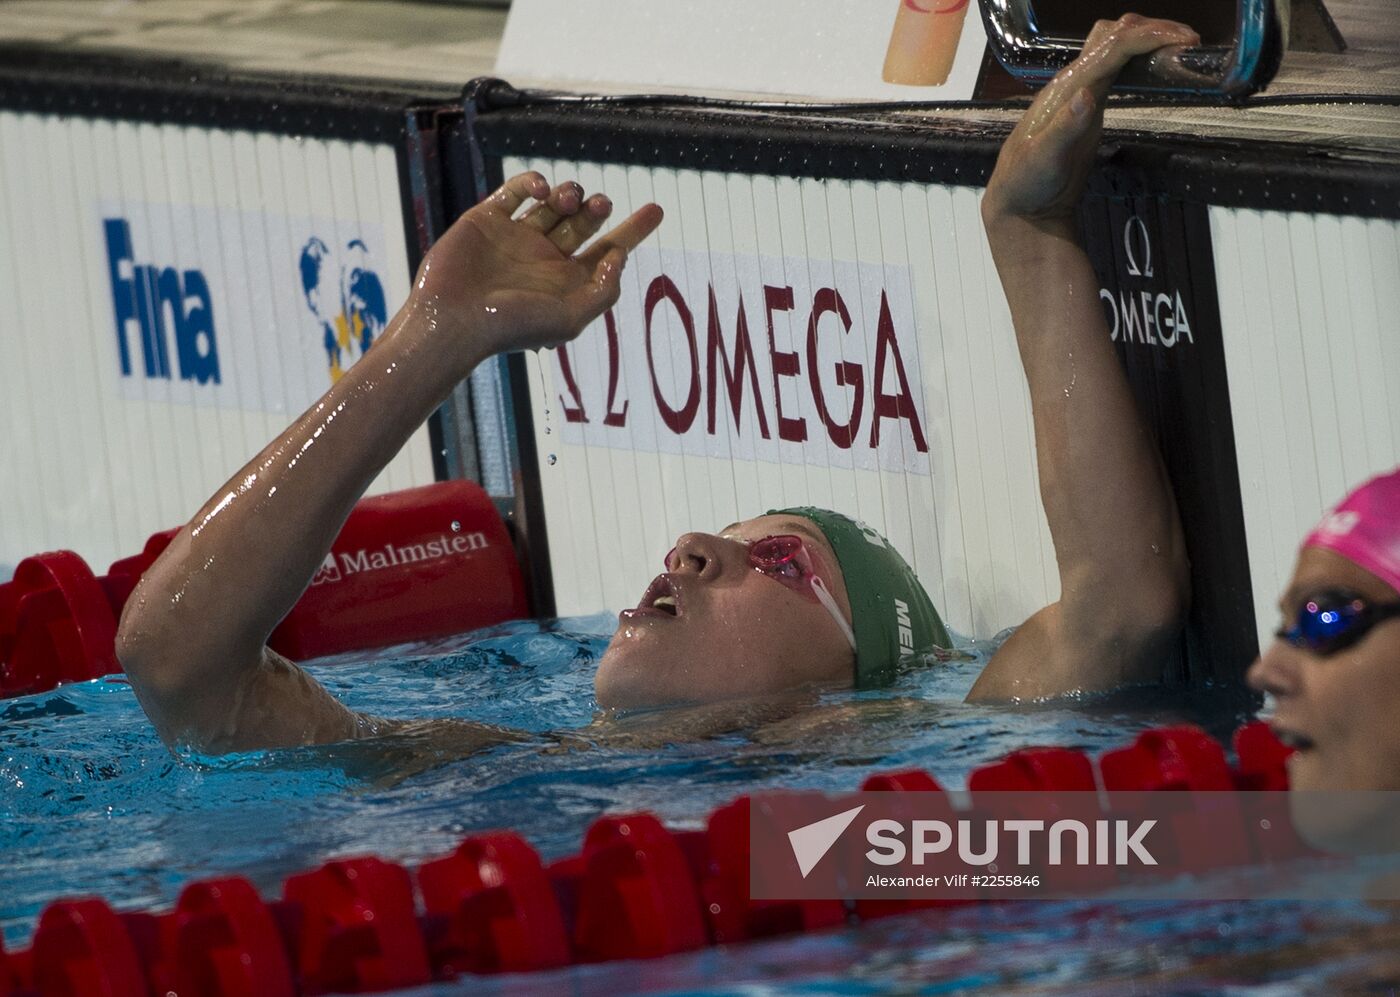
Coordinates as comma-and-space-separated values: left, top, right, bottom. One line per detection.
299, 237, 388, 383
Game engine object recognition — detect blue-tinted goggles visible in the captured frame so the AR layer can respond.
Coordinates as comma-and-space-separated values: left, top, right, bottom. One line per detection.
1275, 589, 1400, 656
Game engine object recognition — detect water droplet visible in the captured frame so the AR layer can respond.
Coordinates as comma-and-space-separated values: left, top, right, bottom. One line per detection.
547, 454, 558, 466
533, 352, 555, 440
451, 520, 461, 532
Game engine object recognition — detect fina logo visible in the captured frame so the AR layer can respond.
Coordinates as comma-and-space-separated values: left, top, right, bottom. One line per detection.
105, 218, 221, 385
299, 238, 388, 384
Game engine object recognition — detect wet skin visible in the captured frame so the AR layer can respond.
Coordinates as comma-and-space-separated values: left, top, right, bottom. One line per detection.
1249, 546, 1400, 792
594, 514, 856, 711
116, 17, 1200, 756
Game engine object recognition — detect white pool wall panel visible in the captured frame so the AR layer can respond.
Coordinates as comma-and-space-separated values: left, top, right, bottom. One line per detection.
0, 111, 433, 574
509, 156, 1059, 637
1212, 207, 1400, 651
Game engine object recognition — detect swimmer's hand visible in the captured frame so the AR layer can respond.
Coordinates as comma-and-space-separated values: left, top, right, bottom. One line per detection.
982, 15, 1199, 223
119, 179, 657, 757
411, 173, 664, 364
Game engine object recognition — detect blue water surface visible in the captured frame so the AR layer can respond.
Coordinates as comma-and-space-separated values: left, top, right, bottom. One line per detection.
1, 618, 1393, 994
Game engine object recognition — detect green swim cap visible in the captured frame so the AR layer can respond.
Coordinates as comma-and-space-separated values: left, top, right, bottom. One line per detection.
771, 507, 951, 687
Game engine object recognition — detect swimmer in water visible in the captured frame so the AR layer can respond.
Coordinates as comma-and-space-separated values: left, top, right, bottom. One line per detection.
117, 16, 1200, 756
1249, 468, 1400, 798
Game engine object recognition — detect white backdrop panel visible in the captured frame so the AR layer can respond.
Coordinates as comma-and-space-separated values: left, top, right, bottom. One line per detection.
1212, 206, 1400, 650
509, 157, 1057, 637
0, 112, 433, 574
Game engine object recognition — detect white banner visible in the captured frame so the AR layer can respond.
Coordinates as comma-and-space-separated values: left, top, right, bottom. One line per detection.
498, 0, 987, 101
552, 248, 932, 475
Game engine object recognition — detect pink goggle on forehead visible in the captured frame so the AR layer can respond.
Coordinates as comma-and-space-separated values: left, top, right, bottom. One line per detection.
663, 535, 856, 650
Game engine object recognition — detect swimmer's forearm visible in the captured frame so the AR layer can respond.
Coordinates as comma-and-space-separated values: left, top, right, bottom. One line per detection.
984, 210, 1183, 587
117, 303, 490, 696
976, 208, 1187, 692
117, 173, 657, 750
970, 19, 1197, 701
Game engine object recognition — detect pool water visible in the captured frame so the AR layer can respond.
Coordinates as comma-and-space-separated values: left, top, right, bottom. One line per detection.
2, 618, 1394, 993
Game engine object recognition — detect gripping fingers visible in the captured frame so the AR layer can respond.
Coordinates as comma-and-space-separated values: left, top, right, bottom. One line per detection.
1076, 15, 1199, 88
486, 172, 550, 217
520, 181, 584, 232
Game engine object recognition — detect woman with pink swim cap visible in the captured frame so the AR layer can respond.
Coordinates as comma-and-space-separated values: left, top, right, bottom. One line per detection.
1248, 468, 1400, 792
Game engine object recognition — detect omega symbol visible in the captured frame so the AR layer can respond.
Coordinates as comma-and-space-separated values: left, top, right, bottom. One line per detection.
1124, 215, 1154, 279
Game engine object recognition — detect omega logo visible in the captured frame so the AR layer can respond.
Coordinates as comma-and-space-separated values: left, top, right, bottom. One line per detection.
1123, 214, 1154, 279
1099, 214, 1193, 350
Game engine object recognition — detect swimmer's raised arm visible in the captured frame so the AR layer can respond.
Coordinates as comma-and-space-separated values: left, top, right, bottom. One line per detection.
969, 16, 1195, 702
116, 175, 663, 753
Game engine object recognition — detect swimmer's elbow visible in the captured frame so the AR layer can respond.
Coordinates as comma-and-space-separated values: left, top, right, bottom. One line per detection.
115, 615, 168, 710
1142, 547, 1191, 637
1063, 556, 1190, 665
114, 590, 201, 708
1125, 564, 1190, 642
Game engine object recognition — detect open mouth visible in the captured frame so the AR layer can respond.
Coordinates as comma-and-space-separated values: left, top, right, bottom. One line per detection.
624, 574, 681, 619
1271, 725, 1315, 752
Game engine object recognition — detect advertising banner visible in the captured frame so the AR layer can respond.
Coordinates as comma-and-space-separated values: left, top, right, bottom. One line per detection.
101, 202, 394, 415
0, 114, 432, 572
497, 0, 988, 101
550, 247, 932, 476
1079, 195, 1257, 683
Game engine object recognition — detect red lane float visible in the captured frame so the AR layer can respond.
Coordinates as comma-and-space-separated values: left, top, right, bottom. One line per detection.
29, 898, 148, 997
701, 796, 847, 942
0, 480, 528, 699
970, 748, 1118, 894
967, 747, 1096, 792
114, 910, 180, 997
0, 937, 18, 997
1232, 721, 1292, 791
269, 481, 527, 660
4, 723, 1296, 994
573, 813, 709, 961
174, 877, 297, 997
417, 832, 571, 975
1098, 725, 1252, 872
856, 770, 962, 919
861, 769, 942, 793
0, 552, 117, 697
1098, 725, 1236, 792
1229, 722, 1311, 863
102, 482, 527, 664
282, 858, 431, 995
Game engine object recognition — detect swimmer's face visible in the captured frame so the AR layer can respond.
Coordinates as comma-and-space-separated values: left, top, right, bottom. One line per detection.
594, 514, 856, 710
1248, 546, 1400, 792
